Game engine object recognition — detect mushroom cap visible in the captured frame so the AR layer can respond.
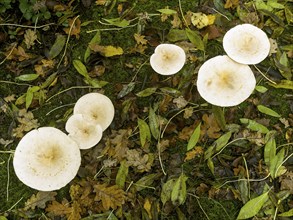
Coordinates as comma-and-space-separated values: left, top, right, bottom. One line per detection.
66, 114, 103, 149
150, 44, 186, 75
223, 23, 270, 65
196, 55, 256, 107
13, 127, 81, 191
73, 93, 115, 131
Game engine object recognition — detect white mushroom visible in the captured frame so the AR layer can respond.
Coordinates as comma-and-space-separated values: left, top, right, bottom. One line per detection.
223, 23, 271, 65
196, 55, 256, 107
65, 114, 103, 149
150, 44, 186, 75
73, 93, 115, 131
13, 127, 81, 191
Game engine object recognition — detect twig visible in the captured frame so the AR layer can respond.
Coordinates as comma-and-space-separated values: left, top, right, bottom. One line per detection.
0, 23, 55, 29
0, 43, 17, 66
210, 7, 231, 21
178, 0, 189, 28
242, 154, 251, 200
253, 65, 277, 85
46, 85, 96, 102
45, 103, 75, 116
57, 15, 80, 68
6, 154, 12, 202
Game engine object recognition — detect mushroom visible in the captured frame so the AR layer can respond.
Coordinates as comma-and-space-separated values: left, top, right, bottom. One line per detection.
150, 44, 186, 75
223, 23, 270, 65
73, 93, 115, 131
13, 127, 81, 191
196, 55, 256, 107
65, 114, 103, 149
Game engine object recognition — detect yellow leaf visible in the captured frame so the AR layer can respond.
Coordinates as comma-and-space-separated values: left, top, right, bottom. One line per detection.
144, 198, 152, 219
89, 44, 123, 57
93, 183, 126, 210
207, 15, 216, 25
134, 33, 148, 45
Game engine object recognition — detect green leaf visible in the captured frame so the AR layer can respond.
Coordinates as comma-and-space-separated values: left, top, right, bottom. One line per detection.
270, 80, 293, 90
85, 78, 108, 88
138, 118, 151, 147
136, 87, 157, 97
171, 173, 188, 206
40, 72, 58, 89
255, 0, 273, 11
167, 29, 188, 42
264, 131, 277, 166
212, 105, 226, 130
255, 85, 268, 93
257, 105, 281, 117
185, 29, 204, 51
240, 118, 269, 134
237, 191, 269, 219
267, 0, 285, 9
117, 82, 136, 99
134, 173, 161, 191
187, 123, 201, 151
159, 87, 181, 96
278, 208, 293, 217
84, 31, 101, 63
116, 160, 129, 189
48, 34, 66, 59
26, 86, 40, 109
15, 74, 39, 82
102, 18, 130, 28
270, 148, 285, 179
207, 158, 215, 175
161, 179, 177, 205
157, 8, 177, 15
73, 59, 89, 79
148, 107, 160, 140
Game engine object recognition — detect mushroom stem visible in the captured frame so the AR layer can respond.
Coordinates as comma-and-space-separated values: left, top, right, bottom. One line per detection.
212, 105, 226, 131
253, 65, 277, 85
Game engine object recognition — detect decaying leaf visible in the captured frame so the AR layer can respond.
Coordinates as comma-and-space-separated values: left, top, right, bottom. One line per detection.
184, 146, 204, 161
45, 200, 73, 217
224, 0, 239, 9
5, 45, 32, 61
126, 149, 154, 172
63, 18, 81, 39
93, 183, 126, 210
201, 114, 221, 139
24, 191, 57, 211
12, 109, 40, 138
89, 44, 123, 57
24, 29, 38, 49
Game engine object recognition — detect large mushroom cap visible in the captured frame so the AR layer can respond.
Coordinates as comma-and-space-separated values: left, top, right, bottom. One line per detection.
13, 127, 81, 191
196, 55, 256, 107
66, 114, 103, 150
150, 44, 186, 75
73, 93, 115, 131
223, 23, 270, 65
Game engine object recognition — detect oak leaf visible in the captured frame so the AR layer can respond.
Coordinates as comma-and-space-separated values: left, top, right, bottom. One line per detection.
5, 46, 32, 61
93, 183, 126, 210
134, 33, 148, 45
46, 200, 72, 216
24, 191, 57, 210
24, 29, 38, 49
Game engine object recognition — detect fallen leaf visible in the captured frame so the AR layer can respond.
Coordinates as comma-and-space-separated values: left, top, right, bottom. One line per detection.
63, 18, 81, 39
93, 183, 126, 210
46, 200, 72, 216
134, 33, 148, 45
24, 29, 38, 49
89, 44, 123, 57
224, 0, 239, 9
24, 191, 57, 211
184, 146, 204, 161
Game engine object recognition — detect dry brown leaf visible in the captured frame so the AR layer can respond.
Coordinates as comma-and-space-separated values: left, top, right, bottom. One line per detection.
5, 46, 32, 61
46, 200, 72, 216
279, 171, 293, 193
184, 146, 204, 161
34, 59, 55, 77
171, 13, 182, 28
24, 191, 57, 211
224, 0, 239, 9
126, 149, 153, 172
24, 29, 38, 49
201, 114, 221, 139
93, 183, 126, 210
63, 18, 81, 39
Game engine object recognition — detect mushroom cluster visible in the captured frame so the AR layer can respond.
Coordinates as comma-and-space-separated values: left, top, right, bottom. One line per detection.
13, 92, 115, 191
66, 92, 115, 149
196, 23, 270, 107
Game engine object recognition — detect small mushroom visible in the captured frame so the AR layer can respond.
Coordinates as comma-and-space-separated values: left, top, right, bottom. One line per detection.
65, 114, 103, 149
223, 23, 270, 65
73, 93, 115, 131
150, 44, 186, 75
13, 127, 81, 191
196, 55, 256, 107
